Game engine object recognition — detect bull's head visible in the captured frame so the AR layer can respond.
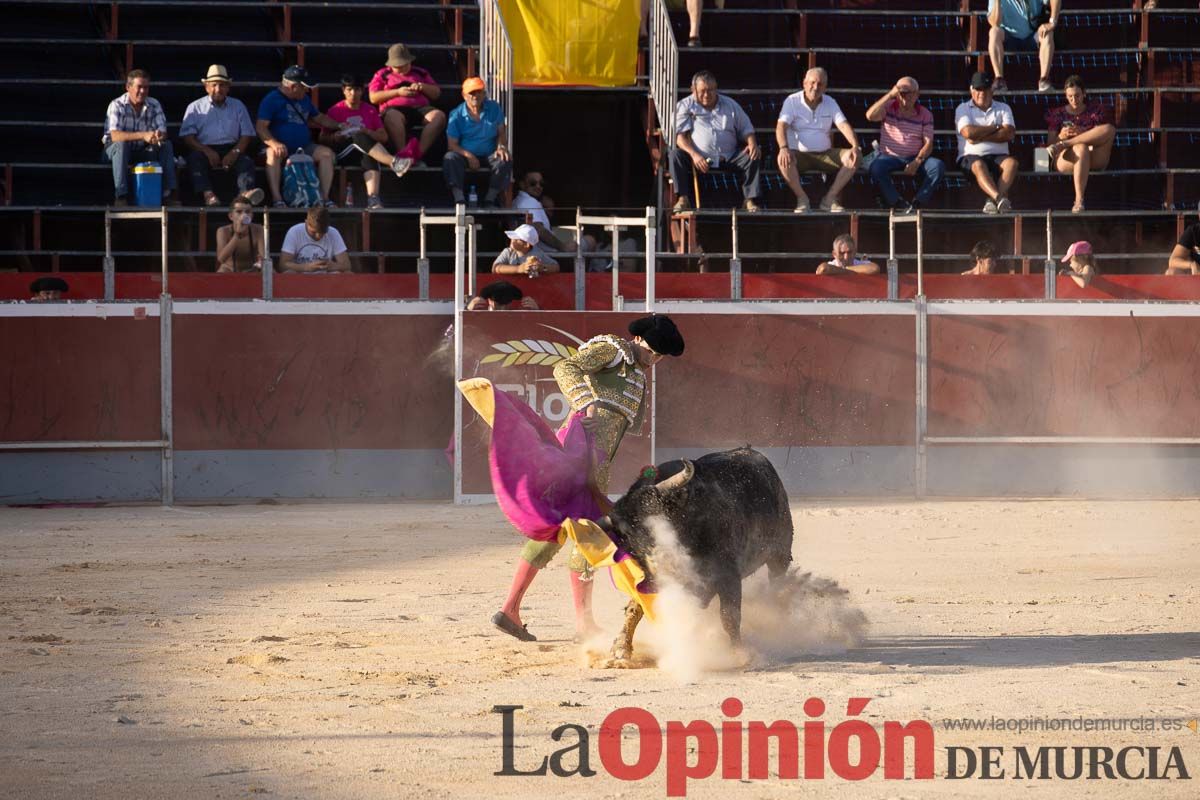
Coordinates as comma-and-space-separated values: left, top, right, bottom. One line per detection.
598, 459, 695, 592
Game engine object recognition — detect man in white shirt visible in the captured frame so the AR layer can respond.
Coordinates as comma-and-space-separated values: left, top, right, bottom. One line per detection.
279, 206, 351, 273
511, 170, 593, 253
955, 72, 1018, 215
775, 67, 860, 213
816, 234, 880, 275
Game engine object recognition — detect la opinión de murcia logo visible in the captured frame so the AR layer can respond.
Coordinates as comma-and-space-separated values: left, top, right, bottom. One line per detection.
495, 697, 936, 797
494, 700, 1192, 796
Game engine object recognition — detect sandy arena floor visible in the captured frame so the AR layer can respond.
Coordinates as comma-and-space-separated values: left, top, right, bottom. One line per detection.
1, 500, 1198, 799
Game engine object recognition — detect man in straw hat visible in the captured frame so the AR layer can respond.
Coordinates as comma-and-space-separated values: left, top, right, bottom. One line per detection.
180, 64, 262, 207
368, 43, 446, 164
491, 315, 685, 643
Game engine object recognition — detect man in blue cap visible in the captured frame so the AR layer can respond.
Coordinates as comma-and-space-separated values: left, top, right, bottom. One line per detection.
256, 66, 345, 208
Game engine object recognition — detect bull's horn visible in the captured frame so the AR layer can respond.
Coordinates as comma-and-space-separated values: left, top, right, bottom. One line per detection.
655, 460, 694, 492
595, 515, 612, 531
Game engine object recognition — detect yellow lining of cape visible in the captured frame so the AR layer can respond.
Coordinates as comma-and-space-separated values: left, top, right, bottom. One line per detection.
457, 378, 657, 620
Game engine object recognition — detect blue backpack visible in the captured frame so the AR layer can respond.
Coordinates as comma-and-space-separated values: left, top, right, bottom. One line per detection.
282, 150, 321, 207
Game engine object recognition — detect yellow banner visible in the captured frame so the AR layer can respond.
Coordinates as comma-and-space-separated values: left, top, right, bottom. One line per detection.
497, 0, 639, 87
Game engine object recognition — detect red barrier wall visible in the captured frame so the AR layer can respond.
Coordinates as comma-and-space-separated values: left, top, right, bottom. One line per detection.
9, 273, 1200, 304
172, 315, 452, 449
929, 314, 1200, 438
6, 309, 1200, 499
0, 317, 161, 442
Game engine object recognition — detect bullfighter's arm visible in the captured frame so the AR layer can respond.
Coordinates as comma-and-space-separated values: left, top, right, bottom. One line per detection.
553, 340, 621, 414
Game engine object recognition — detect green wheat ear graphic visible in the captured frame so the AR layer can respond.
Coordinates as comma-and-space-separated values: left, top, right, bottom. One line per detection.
480, 340, 579, 367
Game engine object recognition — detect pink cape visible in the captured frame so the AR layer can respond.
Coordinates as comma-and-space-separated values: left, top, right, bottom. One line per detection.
487, 387, 605, 541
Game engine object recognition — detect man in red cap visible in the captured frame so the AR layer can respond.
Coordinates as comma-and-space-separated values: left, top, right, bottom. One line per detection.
443, 77, 511, 207
491, 315, 685, 643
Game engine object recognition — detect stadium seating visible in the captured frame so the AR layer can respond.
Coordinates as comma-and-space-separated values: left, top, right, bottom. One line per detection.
0, 0, 1196, 291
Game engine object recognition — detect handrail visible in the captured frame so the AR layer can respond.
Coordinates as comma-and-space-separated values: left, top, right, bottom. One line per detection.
479, 0, 513, 154
12, 0, 479, 8
0, 37, 474, 51
649, 0, 679, 150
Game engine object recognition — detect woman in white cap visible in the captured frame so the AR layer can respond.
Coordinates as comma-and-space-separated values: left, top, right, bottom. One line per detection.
491, 223, 560, 277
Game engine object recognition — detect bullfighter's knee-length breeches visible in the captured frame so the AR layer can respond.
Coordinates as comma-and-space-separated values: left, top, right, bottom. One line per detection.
519, 410, 629, 573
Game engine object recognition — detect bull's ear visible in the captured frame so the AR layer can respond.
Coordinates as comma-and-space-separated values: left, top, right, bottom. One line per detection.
654, 459, 694, 492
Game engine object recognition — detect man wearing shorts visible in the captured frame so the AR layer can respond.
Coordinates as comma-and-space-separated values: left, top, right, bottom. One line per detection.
955, 72, 1018, 215
368, 43, 447, 163
775, 67, 860, 213
987, 0, 1060, 93
255, 66, 341, 208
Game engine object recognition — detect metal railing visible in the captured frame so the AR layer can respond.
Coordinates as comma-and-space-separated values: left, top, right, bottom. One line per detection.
649, 0, 679, 149
479, 0, 514, 154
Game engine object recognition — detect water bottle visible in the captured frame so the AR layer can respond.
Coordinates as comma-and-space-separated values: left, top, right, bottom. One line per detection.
344, 183, 354, 207
467, 186, 479, 209
860, 139, 879, 171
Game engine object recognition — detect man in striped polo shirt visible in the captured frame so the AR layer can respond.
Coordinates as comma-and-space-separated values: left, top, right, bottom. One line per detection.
864, 76, 944, 214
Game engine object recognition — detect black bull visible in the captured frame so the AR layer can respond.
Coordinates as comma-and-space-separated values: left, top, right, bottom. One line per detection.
598, 447, 794, 661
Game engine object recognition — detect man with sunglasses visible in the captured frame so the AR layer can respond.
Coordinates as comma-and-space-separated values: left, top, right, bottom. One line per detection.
864, 77, 944, 214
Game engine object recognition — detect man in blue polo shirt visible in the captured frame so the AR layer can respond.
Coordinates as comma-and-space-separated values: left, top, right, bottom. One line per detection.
442, 76, 511, 207
255, 66, 344, 207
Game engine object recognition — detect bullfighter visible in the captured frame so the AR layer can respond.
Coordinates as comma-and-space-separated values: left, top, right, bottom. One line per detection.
490, 315, 685, 642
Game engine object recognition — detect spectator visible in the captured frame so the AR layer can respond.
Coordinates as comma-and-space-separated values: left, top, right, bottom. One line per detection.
29, 277, 68, 301
512, 169, 599, 254
987, 0, 1060, 93
278, 206, 351, 273
443, 77, 512, 207
640, 0, 705, 47
865, 76, 944, 213
670, 70, 761, 213
368, 44, 446, 164
215, 195, 265, 273
180, 65, 258, 207
1165, 220, 1200, 275
956, 72, 1018, 215
492, 224, 559, 277
320, 74, 414, 210
256, 66, 343, 209
1045, 75, 1117, 213
467, 280, 539, 310
1059, 240, 1097, 288
102, 69, 177, 206
817, 234, 880, 275
775, 67, 860, 213
962, 240, 1005, 274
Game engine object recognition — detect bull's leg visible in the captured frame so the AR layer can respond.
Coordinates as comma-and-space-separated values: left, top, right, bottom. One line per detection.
767, 550, 791, 586
610, 599, 644, 661
716, 573, 743, 645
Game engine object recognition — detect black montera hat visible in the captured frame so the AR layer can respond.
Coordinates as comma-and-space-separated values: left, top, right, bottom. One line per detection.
478, 280, 523, 307
628, 314, 684, 357
29, 277, 69, 294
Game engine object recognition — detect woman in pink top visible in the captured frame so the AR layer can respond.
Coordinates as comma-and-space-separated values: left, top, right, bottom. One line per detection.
368, 43, 446, 162
1045, 75, 1116, 213
321, 74, 414, 209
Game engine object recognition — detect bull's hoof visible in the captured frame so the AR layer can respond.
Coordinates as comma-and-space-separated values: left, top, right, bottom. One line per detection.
588, 652, 655, 670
